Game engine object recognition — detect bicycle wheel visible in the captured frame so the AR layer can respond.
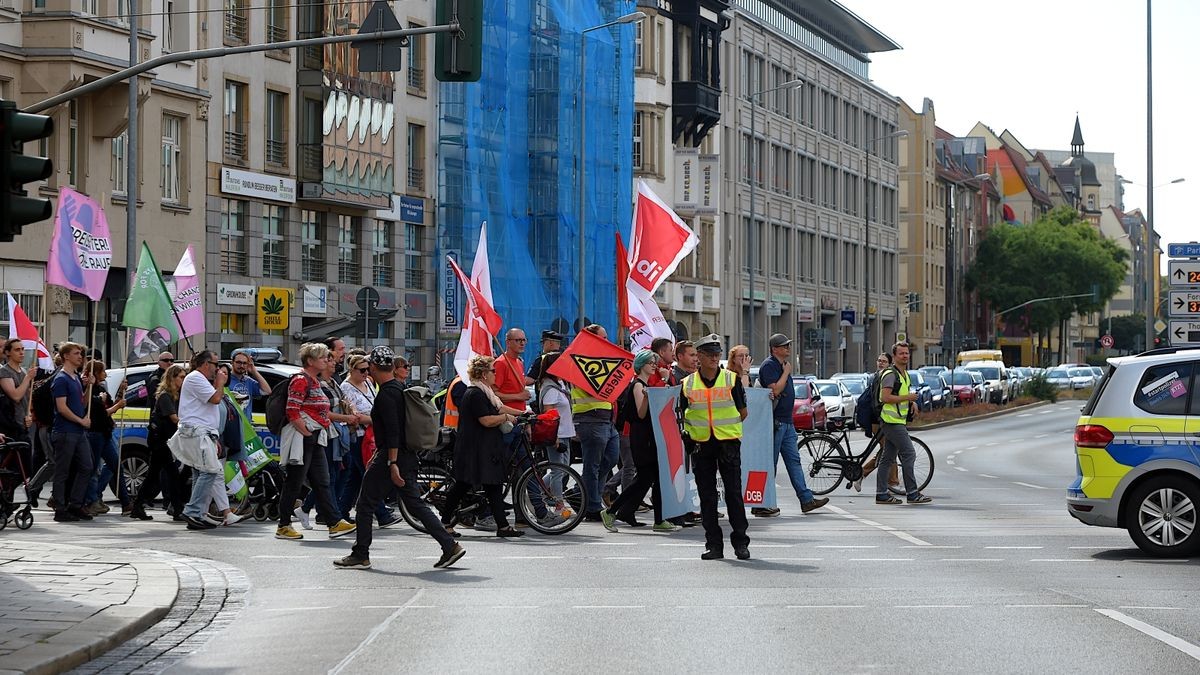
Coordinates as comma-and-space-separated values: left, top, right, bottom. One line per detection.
398, 466, 454, 533
888, 435, 934, 496
797, 434, 847, 496
514, 461, 586, 534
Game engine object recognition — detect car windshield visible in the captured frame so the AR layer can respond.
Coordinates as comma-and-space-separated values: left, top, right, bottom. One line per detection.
908, 372, 925, 386
815, 382, 840, 397
793, 381, 812, 398
967, 367, 1000, 379
948, 372, 975, 385
841, 379, 865, 395
1047, 367, 1070, 377
1070, 368, 1092, 377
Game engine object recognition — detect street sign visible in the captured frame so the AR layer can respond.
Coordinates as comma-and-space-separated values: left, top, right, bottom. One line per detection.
851, 325, 864, 344
840, 309, 856, 326
896, 332, 907, 344
1154, 319, 1168, 333
1168, 320, 1200, 346
1167, 242, 1200, 258
1169, 290, 1200, 318
1168, 260, 1200, 287
1100, 334, 1114, 349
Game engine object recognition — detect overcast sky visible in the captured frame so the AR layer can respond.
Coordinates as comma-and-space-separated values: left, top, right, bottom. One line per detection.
838, 0, 1196, 271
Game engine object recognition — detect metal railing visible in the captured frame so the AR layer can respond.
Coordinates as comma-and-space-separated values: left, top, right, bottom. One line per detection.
407, 166, 424, 190
263, 253, 287, 278
301, 256, 325, 282
266, 23, 287, 43
265, 138, 287, 165
372, 266, 393, 287
338, 260, 361, 285
407, 66, 425, 91
221, 249, 248, 275
224, 11, 247, 42
223, 130, 247, 160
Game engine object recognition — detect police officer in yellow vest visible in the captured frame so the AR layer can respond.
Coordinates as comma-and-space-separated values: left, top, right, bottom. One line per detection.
679, 334, 751, 560
875, 342, 933, 505
571, 325, 621, 519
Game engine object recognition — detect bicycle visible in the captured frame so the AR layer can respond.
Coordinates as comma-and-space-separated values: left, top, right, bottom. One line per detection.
397, 412, 587, 535
797, 417, 933, 496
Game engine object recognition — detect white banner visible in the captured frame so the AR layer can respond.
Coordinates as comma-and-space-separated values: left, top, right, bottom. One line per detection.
220, 166, 296, 204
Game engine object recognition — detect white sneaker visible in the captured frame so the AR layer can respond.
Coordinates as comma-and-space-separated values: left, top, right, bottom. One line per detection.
223, 512, 246, 526
473, 516, 497, 532
202, 513, 223, 526
852, 478, 863, 493
294, 507, 313, 530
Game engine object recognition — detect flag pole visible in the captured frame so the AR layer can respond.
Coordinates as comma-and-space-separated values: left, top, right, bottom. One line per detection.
115, 326, 131, 496
84, 300, 98, 416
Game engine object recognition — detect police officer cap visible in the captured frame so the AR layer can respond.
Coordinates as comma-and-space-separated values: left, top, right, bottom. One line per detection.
695, 334, 723, 353
541, 329, 565, 342
367, 345, 396, 368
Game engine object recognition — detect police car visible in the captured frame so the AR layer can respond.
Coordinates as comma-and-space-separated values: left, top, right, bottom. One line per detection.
1067, 347, 1200, 557
106, 352, 300, 496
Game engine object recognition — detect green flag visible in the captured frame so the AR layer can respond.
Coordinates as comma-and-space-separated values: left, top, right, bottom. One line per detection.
123, 242, 182, 342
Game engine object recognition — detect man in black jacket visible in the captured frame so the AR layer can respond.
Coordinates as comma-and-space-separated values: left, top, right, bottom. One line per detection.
335, 346, 465, 570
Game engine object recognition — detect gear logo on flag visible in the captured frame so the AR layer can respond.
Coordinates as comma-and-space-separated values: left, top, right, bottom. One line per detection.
570, 354, 626, 395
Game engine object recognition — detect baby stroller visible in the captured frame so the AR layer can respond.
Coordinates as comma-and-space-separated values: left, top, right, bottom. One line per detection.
0, 439, 34, 530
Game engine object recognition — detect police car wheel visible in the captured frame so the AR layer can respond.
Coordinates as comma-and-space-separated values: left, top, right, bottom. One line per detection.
1124, 476, 1200, 558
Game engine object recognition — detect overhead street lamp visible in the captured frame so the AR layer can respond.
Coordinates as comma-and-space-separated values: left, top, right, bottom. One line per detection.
745, 78, 803, 351
577, 11, 645, 333
861, 128, 907, 369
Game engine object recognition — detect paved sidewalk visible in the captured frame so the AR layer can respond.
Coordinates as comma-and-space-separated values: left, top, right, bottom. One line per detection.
0, 540, 178, 675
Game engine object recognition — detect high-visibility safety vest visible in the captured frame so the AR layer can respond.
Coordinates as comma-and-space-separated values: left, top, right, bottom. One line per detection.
443, 376, 462, 429
681, 368, 743, 442
879, 368, 911, 425
571, 385, 612, 415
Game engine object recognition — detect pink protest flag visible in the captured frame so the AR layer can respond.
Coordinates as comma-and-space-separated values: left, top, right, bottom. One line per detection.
170, 245, 204, 338
46, 187, 113, 301
6, 292, 53, 370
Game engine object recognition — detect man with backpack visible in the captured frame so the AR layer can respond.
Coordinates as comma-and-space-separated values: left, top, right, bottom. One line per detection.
874, 342, 932, 505
755, 334, 828, 517
335, 346, 465, 570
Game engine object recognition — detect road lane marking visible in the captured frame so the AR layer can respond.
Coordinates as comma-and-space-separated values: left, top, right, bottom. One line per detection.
267, 606, 331, 612
1017, 413, 1033, 418
1035, 434, 1049, 439
901, 545, 960, 549
1118, 606, 1183, 610
585, 542, 637, 545
498, 556, 564, 560
753, 544, 794, 548
1068, 546, 1112, 550
361, 605, 405, 609
965, 446, 978, 450
1012, 482, 1049, 489
329, 590, 426, 675
252, 555, 311, 559
894, 605, 972, 609
850, 558, 914, 561
954, 467, 968, 472
824, 504, 933, 546
1096, 609, 1200, 661
572, 605, 645, 609
986, 442, 999, 447
986, 546, 1043, 549
952, 450, 963, 455
816, 545, 878, 549
1005, 604, 1088, 608
941, 558, 1004, 561
998, 503, 1044, 506
978, 474, 1000, 479
787, 605, 864, 609
659, 543, 705, 547
604, 556, 646, 560
1030, 559, 1095, 562
1039, 409, 1055, 414
764, 557, 824, 561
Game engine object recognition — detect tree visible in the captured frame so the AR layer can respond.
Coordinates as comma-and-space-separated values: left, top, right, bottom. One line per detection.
965, 206, 1128, 357
1105, 313, 1145, 352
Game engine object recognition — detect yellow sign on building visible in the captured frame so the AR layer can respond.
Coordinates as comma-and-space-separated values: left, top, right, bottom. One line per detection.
257, 287, 291, 331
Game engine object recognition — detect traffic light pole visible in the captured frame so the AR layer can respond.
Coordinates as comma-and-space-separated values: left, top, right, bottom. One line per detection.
27, 25, 456, 114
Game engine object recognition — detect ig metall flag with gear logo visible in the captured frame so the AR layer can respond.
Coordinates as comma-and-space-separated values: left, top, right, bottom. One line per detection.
547, 329, 635, 404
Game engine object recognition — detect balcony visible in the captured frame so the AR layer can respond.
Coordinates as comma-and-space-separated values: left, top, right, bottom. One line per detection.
223, 130, 247, 161
672, 81, 721, 147
301, 256, 325, 282
221, 249, 248, 275
266, 23, 287, 43
263, 252, 287, 278
224, 12, 248, 43
265, 138, 287, 166
407, 166, 424, 191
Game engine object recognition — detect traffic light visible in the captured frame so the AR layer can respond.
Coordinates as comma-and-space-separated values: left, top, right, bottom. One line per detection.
0, 101, 55, 242
434, 0, 483, 82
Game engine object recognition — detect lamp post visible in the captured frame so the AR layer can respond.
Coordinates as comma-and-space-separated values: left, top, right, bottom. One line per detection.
577, 11, 645, 333
945, 172, 991, 379
745, 79, 803, 349
861, 129, 907, 369
1119, 176, 1184, 350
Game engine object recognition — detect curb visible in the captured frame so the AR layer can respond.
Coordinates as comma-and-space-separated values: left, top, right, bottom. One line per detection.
910, 399, 1054, 431
0, 543, 179, 675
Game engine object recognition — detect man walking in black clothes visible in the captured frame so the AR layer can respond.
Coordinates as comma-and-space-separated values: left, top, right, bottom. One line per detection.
335, 346, 465, 570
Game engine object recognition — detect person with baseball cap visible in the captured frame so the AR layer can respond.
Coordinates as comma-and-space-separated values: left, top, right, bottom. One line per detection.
755, 333, 828, 517
678, 334, 751, 560
526, 329, 565, 385
335, 346, 466, 570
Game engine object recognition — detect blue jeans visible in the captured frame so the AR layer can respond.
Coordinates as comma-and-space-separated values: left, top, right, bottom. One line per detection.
773, 420, 815, 505
86, 431, 127, 506
184, 469, 223, 519
577, 418, 619, 513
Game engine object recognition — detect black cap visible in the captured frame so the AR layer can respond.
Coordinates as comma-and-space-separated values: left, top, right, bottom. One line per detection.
367, 345, 396, 368
541, 329, 565, 342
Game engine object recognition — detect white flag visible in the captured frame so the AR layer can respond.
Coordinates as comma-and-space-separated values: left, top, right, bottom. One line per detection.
627, 291, 675, 352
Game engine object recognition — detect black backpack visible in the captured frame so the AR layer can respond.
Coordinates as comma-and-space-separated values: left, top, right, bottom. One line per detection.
613, 379, 639, 431
31, 368, 61, 427
855, 368, 892, 435
265, 374, 304, 435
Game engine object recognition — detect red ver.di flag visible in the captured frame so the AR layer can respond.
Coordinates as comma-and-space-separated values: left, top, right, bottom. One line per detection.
46, 187, 113, 301
626, 180, 699, 299
447, 254, 503, 360
547, 330, 635, 404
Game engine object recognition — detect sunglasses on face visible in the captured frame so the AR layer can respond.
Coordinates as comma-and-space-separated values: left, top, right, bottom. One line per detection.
355, 367, 369, 373
160, 358, 174, 363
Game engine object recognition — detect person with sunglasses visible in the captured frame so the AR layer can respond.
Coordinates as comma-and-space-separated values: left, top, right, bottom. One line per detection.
339, 354, 396, 526
228, 350, 271, 418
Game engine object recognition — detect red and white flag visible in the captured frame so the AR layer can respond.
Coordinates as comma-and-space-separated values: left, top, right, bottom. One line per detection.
627, 291, 674, 352
452, 222, 500, 382
6, 293, 53, 370
626, 180, 699, 300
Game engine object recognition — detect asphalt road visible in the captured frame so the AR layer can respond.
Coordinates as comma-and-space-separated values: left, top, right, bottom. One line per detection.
11, 400, 1200, 673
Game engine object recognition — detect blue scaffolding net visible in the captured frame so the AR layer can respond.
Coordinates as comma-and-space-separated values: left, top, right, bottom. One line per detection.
437, 0, 635, 351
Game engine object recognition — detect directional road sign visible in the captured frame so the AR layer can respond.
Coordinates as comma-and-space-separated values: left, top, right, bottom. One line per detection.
1167, 242, 1200, 258
1169, 290, 1200, 318
1168, 260, 1200, 287
1168, 320, 1200, 346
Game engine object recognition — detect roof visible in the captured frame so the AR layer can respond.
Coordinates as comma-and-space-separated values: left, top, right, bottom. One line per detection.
1071, 115, 1085, 147
998, 144, 1053, 206
770, 0, 901, 54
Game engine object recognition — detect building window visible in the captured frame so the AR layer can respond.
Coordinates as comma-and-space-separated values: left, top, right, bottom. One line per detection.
633, 107, 662, 176
407, 23, 426, 92
111, 131, 127, 195
632, 112, 644, 170
405, 253, 425, 289
162, 0, 173, 48
161, 114, 182, 203
267, 0, 287, 42
821, 236, 837, 285
67, 101, 78, 187
224, 0, 248, 43
337, 215, 360, 285
634, 20, 644, 71
406, 123, 425, 191
655, 20, 666, 76
301, 210, 325, 282
81, 0, 96, 14
223, 80, 247, 161
265, 89, 287, 166
372, 220, 393, 287
221, 199, 248, 274
262, 205, 287, 278
405, 322, 425, 341
220, 313, 245, 335
405, 222, 421, 251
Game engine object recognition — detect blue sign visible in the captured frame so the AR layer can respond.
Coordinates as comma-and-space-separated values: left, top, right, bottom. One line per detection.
1168, 242, 1200, 258
441, 249, 461, 331
399, 196, 424, 224
841, 309, 856, 325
